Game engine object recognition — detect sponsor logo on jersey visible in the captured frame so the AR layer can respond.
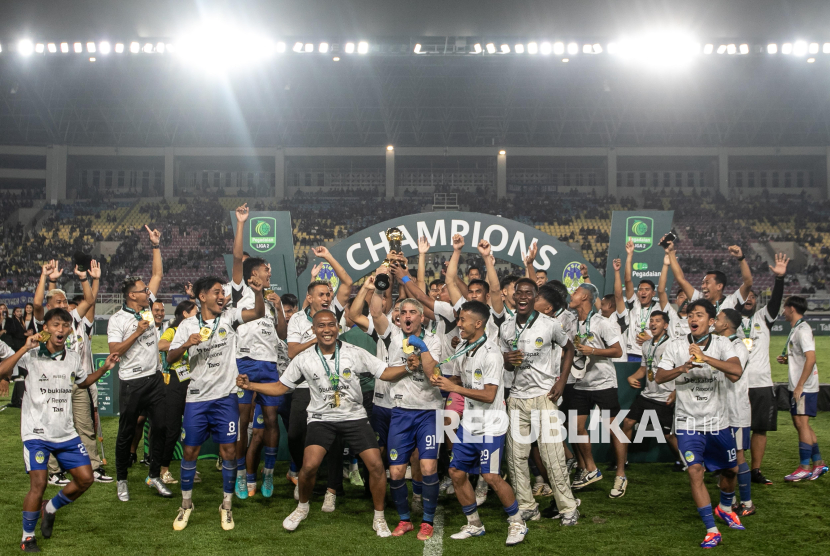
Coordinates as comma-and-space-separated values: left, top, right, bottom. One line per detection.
70, 372, 76, 383
684, 450, 695, 463
35, 451, 45, 464
474, 369, 482, 380
389, 449, 399, 461
535, 337, 544, 348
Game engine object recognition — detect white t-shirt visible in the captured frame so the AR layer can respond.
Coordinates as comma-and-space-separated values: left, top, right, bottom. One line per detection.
724, 335, 751, 428
786, 321, 820, 393
18, 348, 87, 442
64, 308, 94, 374
286, 300, 346, 389
691, 288, 744, 312
430, 300, 458, 365
573, 312, 622, 391
232, 282, 281, 363
666, 305, 691, 340
280, 342, 387, 422
368, 316, 394, 410
624, 295, 661, 357
452, 297, 505, 341
170, 307, 245, 403
380, 324, 443, 410
658, 334, 738, 433
499, 313, 569, 399
455, 339, 508, 437
741, 306, 775, 389
639, 335, 674, 403
106, 296, 160, 380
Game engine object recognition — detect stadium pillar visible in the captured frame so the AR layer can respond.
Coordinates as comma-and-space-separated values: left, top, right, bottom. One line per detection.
607, 148, 617, 200
718, 149, 729, 198
45, 145, 67, 203
164, 147, 174, 198
496, 151, 507, 198
275, 149, 285, 199
386, 148, 395, 198
826, 146, 830, 199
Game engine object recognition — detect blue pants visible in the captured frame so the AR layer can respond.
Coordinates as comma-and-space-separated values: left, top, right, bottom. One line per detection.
24, 437, 90, 473
676, 428, 737, 472
182, 394, 240, 446
388, 408, 439, 465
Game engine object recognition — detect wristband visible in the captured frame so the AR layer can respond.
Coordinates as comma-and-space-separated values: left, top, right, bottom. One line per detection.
401, 276, 411, 284
775, 275, 784, 280
737, 256, 745, 261
152, 244, 160, 249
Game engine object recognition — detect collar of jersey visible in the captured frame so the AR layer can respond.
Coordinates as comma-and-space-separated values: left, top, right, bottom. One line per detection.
687, 333, 712, 352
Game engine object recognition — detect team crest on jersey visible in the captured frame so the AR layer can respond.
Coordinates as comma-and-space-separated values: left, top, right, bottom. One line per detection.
257, 414, 264, 425
474, 369, 482, 380
449, 451, 454, 462
180, 428, 186, 441
217, 327, 228, 339
237, 390, 244, 398
375, 432, 380, 441
684, 450, 695, 463
389, 449, 399, 461
70, 372, 76, 383
754, 323, 761, 330
562, 262, 585, 294
446, 397, 453, 406
342, 368, 352, 379
35, 451, 45, 464
535, 337, 544, 348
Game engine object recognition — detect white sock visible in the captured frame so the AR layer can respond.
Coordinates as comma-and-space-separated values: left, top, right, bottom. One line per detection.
718, 503, 731, 513
467, 511, 483, 526
222, 492, 233, 510
181, 490, 193, 509
236, 469, 245, 479
374, 510, 384, 520
263, 468, 273, 477
22, 530, 34, 541
707, 526, 719, 534
534, 475, 544, 485
298, 501, 310, 512
743, 499, 752, 506
45, 500, 58, 514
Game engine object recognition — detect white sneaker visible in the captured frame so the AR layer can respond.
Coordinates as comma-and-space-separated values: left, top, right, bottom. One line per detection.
219, 504, 234, 531
450, 523, 486, 540
373, 517, 392, 537
194, 471, 202, 484
439, 476, 454, 494
322, 491, 336, 513
475, 477, 489, 506
283, 506, 309, 531
532, 482, 553, 497
294, 484, 299, 501
505, 520, 528, 546
609, 475, 627, 499
173, 505, 193, 531
117, 480, 130, 502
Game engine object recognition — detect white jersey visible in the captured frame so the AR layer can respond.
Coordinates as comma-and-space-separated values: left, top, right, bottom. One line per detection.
232, 282, 280, 362
691, 289, 744, 312
64, 308, 94, 374
281, 342, 387, 423
499, 312, 569, 399
106, 295, 160, 380
171, 308, 245, 403
452, 297, 505, 340
741, 306, 775, 388
610, 312, 629, 363
724, 335, 751, 428
455, 339, 508, 437
574, 312, 622, 391
666, 305, 691, 340
786, 321, 820, 393
285, 299, 346, 389
624, 296, 661, 357
369, 316, 394, 409
18, 348, 86, 443
276, 337, 290, 372
381, 324, 443, 410
658, 334, 738, 432
430, 300, 458, 364
639, 335, 674, 403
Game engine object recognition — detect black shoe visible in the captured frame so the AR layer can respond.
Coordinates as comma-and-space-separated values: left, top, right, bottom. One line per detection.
751, 469, 773, 485
542, 500, 561, 519
139, 457, 150, 467
128, 453, 137, 468
673, 461, 687, 472
39, 502, 56, 539
606, 461, 629, 472
21, 536, 40, 553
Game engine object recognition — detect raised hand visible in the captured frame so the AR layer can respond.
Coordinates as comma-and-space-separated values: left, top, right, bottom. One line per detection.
612, 258, 621, 272
145, 225, 161, 246
248, 277, 264, 293
525, 241, 538, 266
663, 253, 671, 266
235, 203, 250, 223
728, 245, 743, 259
47, 260, 63, 282
74, 265, 88, 280
659, 234, 675, 253
311, 263, 323, 278
363, 275, 376, 291
580, 263, 589, 277
41, 260, 55, 277
25, 334, 41, 350
625, 240, 635, 255
184, 282, 194, 298
477, 239, 492, 258
418, 236, 430, 255
452, 234, 465, 251
88, 259, 101, 280
312, 246, 331, 259
770, 253, 790, 277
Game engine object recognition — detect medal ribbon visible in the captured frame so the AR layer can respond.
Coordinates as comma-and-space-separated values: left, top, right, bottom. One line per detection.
38, 342, 64, 359
781, 318, 804, 357
121, 304, 144, 321
511, 310, 539, 350
437, 334, 487, 370
315, 342, 340, 391
645, 333, 668, 372
577, 309, 596, 342
638, 301, 656, 332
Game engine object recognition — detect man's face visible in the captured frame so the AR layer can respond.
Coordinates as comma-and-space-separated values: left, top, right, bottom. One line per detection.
569, 287, 587, 309
283, 304, 298, 321
701, 274, 723, 301
129, 280, 151, 309
47, 293, 69, 311
535, 272, 547, 287
501, 282, 516, 308
534, 297, 554, 316
743, 291, 757, 313
649, 315, 668, 338
252, 263, 272, 286
307, 285, 333, 313
713, 312, 731, 335
200, 283, 227, 315
457, 310, 482, 341
637, 282, 654, 305
676, 290, 688, 307
687, 306, 714, 336
152, 302, 165, 325
513, 282, 536, 317
467, 283, 489, 304
783, 303, 795, 321
43, 317, 73, 349
313, 313, 339, 348
467, 269, 481, 282
399, 303, 423, 335
390, 303, 402, 327
429, 282, 447, 301
600, 297, 615, 318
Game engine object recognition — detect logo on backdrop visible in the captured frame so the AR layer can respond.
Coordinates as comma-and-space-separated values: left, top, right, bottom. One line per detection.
316, 263, 340, 293
250, 217, 277, 253
627, 216, 654, 253
562, 262, 584, 294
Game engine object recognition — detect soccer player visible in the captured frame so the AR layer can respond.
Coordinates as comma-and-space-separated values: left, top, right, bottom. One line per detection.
777, 295, 828, 482
656, 252, 690, 339
500, 275, 520, 317
656, 299, 745, 549
431, 301, 528, 546
237, 310, 416, 536
106, 226, 169, 502
613, 310, 677, 498
568, 283, 624, 490
623, 240, 660, 362
166, 274, 265, 531
738, 254, 788, 485
0, 310, 119, 553
501, 279, 579, 524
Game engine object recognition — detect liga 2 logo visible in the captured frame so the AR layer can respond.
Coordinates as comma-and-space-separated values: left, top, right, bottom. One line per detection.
249, 217, 277, 253
626, 216, 654, 253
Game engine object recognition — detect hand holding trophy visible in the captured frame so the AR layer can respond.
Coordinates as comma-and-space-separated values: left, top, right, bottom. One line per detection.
375, 227, 404, 291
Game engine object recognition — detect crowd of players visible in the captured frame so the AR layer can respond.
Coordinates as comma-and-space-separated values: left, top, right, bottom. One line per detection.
1, 203, 827, 552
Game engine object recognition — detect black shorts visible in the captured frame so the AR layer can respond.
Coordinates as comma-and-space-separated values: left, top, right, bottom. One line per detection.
306, 419, 379, 455
627, 395, 674, 435
749, 387, 778, 432
571, 387, 621, 417
560, 384, 577, 417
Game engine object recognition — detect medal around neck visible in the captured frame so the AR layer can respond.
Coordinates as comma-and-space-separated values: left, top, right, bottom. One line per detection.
199, 327, 212, 342
39, 331, 51, 343
140, 310, 154, 322
742, 337, 754, 351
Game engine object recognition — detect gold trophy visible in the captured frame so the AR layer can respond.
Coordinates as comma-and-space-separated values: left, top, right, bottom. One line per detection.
375, 227, 405, 291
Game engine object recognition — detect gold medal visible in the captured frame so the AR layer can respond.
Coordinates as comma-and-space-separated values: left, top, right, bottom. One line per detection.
263, 288, 274, 297
333, 391, 341, 407
402, 338, 415, 355
574, 335, 582, 348
39, 331, 51, 343
693, 355, 704, 363
199, 326, 212, 342
140, 310, 154, 322
743, 338, 754, 352
647, 368, 654, 381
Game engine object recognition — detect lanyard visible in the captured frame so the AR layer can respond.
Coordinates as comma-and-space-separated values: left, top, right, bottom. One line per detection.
782, 318, 804, 357
505, 307, 515, 317
741, 317, 752, 338
122, 304, 143, 321
438, 334, 487, 369
554, 308, 565, 318
512, 311, 539, 349
577, 309, 596, 340
645, 333, 668, 369
198, 313, 221, 341
315, 342, 340, 390
638, 301, 656, 331
304, 307, 313, 323
38, 342, 64, 359
430, 319, 438, 334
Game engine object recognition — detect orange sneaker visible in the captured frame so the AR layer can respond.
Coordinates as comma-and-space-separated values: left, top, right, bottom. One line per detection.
417, 522, 434, 541
391, 521, 414, 537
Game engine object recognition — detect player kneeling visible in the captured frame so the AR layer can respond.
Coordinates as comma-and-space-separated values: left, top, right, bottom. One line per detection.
0, 309, 119, 553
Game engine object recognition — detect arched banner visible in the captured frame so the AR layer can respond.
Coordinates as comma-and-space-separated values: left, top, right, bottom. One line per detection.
296, 211, 605, 294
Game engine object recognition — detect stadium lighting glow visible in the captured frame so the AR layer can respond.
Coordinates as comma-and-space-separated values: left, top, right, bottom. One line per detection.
319, 42, 329, 53
166, 44, 175, 53
593, 43, 602, 54
486, 43, 496, 54
473, 43, 482, 53
767, 43, 777, 54
357, 41, 368, 54
156, 42, 165, 53
18, 40, 34, 56
293, 42, 303, 52
824, 43, 830, 54
89, 57, 96, 62
567, 42, 578, 54
35, 43, 44, 53
541, 42, 552, 55
344, 42, 355, 53
782, 42, 792, 54
553, 42, 564, 54
114, 43, 124, 53
607, 42, 618, 54
582, 44, 591, 54
332, 56, 340, 61
60, 42, 69, 53
717, 44, 727, 54
176, 21, 278, 73
562, 58, 569, 62
387, 145, 394, 151
304, 43, 313, 53
527, 42, 538, 54
47, 43, 56, 53
726, 44, 736, 54
739, 44, 748, 54
87, 42, 96, 53
276, 42, 286, 53
130, 42, 140, 53
515, 44, 524, 54
809, 42, 819, 54
501, 44, 510, 53
807, 57, 815, 63
143, 43, 153, 53
498, 150, 506, 155
74, 42, 83, 53
413, 43, 421, 53
609, 32, 701, 70
793, 41, 807, 56
99, 41, 111, 54
703, 43, 713, 54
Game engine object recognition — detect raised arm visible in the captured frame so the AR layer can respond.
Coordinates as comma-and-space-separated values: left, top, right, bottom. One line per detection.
84, 260, 101, 322
312, 246, 353, 308
145, 225, 164, 297
657, 253, 670, 309
446, 234, 465, 306
766, 253, 789, 321
0, 336, 39, 380
240, 278, 266, 323
624, 239, 635, 301
478, 240, 503, 314
524, 241, 538, 284
237, 374, 291, 398
33, 261, 59, 322
728, 245, 753, 301
73, 263, 96, 321
232, 204, 249, 286
662, 235, 694, 301
580, 263, 591, 284
370, 284, 390, 337
348, 275, 375, 332
612, 258, 626, 314
416, 236, 429, 293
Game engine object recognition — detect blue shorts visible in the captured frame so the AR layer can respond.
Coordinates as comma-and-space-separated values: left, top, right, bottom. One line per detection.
236, 358, 282, 407
252, 404, 264, 430
790, 391, 818, 417
24, 437, 90, 473
370, 405, 393, 449
388, 408, 440, 464
676, 428, 737, 472
627, 354, 642, 363
732, 426, 750, 451
182, 394, 240, 446
449, 426, 505, 475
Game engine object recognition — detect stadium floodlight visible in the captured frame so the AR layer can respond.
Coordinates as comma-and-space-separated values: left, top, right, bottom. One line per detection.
515, 44, 524, 53
541, 42, 552, 55
593, 43, 602, 54
739, 43, 748, 54
357, 41, 368, 54
527, 42, 538, 54
782, 42, 792, 54
304, 43, 313, 53
332, 56, 340, 61
143, 43, 153, 53
582, 44, 591, 54
87, 42, 96, 53
553, 42, 564, 54
716, 44, 727, 54
809, 42, 819, 54
607, 42, 618, 54
319, 42, 329, 53
344, 42, 355, 53
726, 44, 736, 54
387, 145, 394, 151
99, 41, 111, 54
807, 57, 815, 63
486, 43, 496, 54
793, 41, 807, 56
767, 43, 777, 54
35, 43, 44, 53
156, 42, 165, 53
115, 43, 124, 53
703, 43, 713, 54
166, 43, 175, 53
609, 31, 700, 70
130, 42, 140, 53
176, 21, 279, 73
18, 40, 34, 56
473, 43, 482, 53
562, 58, 569, 62
89, 57, 96, 62
501, 44, 510, 53
276, 42, 286, 53
824, 43, 830, 54
498, 150, 506, 155
47, 43, 56, 53
60, 42, 69, 53
567, 42, 578, 54
414, 43, 421, 54
74, 42, 83, 53
293, 42, 303, 52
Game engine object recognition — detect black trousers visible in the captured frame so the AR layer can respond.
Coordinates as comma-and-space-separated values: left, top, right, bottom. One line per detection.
159, 372, 188, 468
116, 372, 166, 481
287, 388, 343, 490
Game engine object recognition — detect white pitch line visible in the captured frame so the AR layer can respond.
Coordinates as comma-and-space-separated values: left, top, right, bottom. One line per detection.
423, 505, 445, 556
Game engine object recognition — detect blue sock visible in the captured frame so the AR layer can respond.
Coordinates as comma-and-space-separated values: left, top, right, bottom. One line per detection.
697, 505, 716, 530
222, 460, 237, 494
246, 473, 256, 483
46, 490, 72, 513
504, 500, 519, 517
412, 480, 423, 496
390, 479, 410, 521
22, 511, 39, 536
462, 503, 478, 516
236, 457, 246, 472
422, 473, 439, 524
264, 447, 277, 470
180, 459, 197, 491
289, 460, 298, 473
719, 490, 734, 510
812, 443, 822, 463
799, 442, 812, 466
737, 462, 751, 504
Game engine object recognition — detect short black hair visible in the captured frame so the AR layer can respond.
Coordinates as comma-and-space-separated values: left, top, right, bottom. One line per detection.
537, 269, 548, 277
784, 295, 808, 315
705, 270, 728, 287
70, 295, 85, 305
460, 300, 490, 322
243, 257, 268, 282
152, 299, 165, 308
638, 280, 656, 290
601, 293, 615, 304
514, 277, 538, 295
686, 299, 716, 320
650, 310, 670, 325
467, 279, 490, 294
467, 266, 482, 276
545, 280, 570, 305
500, 275, 519, 290
43, 308, 73, 325
721, 308, 742, 329
312, 309, 337, 323
193, 276, 224, 299
281, 293, 298, 308
538, 285, 564, 311
121, 277, 143, 297
429, 279, 446, 289
307, 279, 331, 294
